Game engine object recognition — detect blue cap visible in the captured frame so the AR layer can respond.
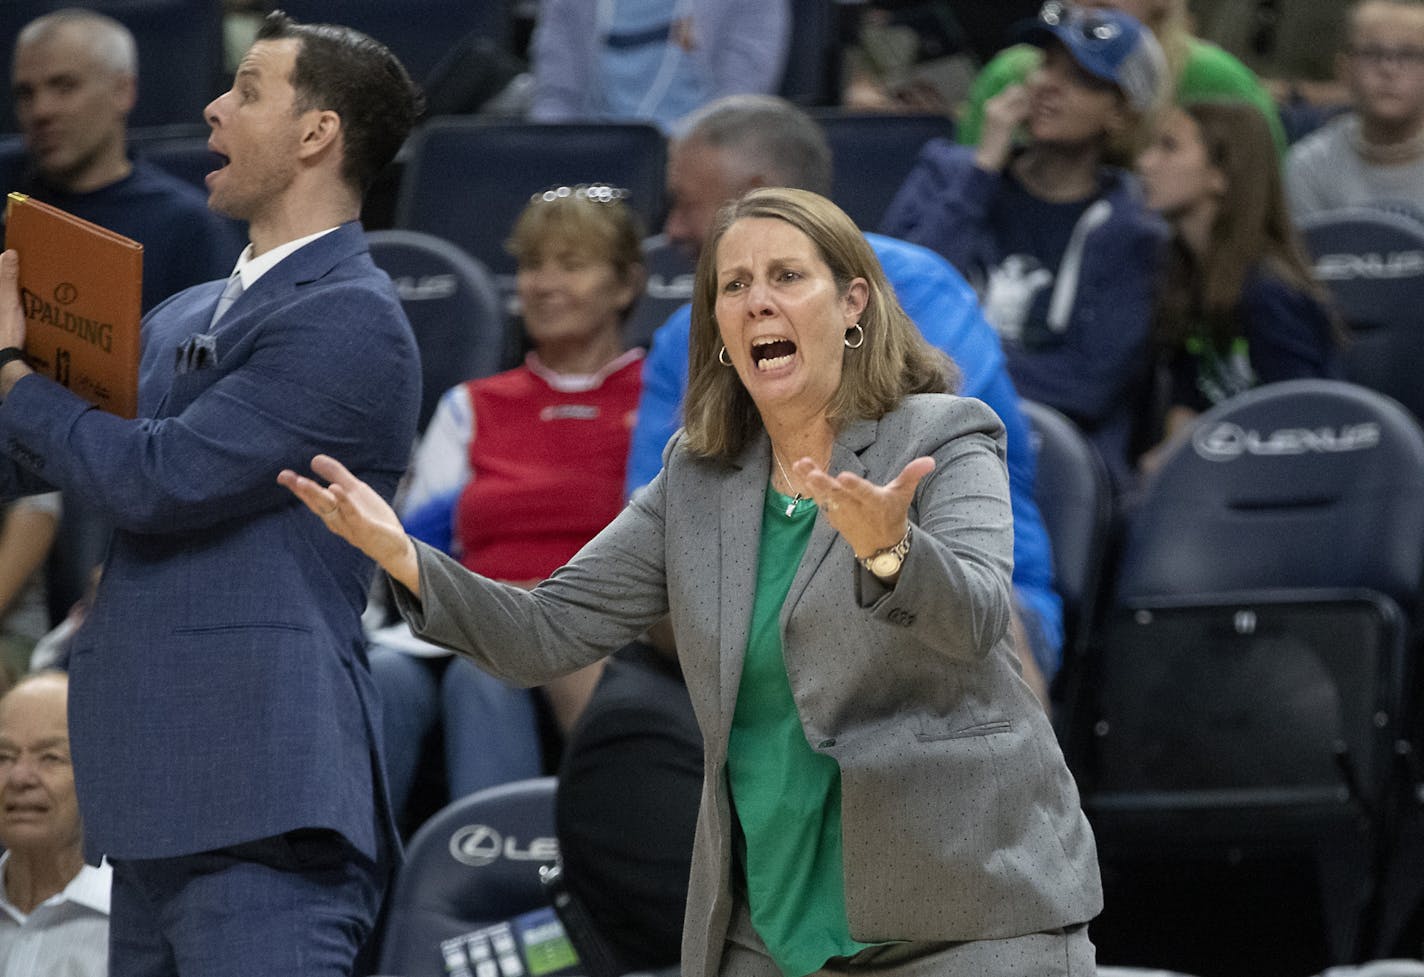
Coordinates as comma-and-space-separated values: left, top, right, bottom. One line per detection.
1018, 2, 1167, 112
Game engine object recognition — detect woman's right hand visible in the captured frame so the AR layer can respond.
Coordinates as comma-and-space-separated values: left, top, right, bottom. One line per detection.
278, 454, 421, 596
975, 84, 1030, 174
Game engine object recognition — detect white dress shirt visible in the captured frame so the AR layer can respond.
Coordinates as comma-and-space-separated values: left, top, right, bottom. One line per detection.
0, 853, 111, 977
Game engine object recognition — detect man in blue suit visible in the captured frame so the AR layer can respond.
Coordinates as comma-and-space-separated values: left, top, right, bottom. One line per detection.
0, 13, 422, 977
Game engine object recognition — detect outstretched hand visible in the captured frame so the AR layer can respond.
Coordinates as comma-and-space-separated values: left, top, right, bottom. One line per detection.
793, 454, 934, 562
277, 454, 421, 595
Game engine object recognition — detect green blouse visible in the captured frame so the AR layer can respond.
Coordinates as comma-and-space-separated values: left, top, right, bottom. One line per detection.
725, 486, 880, 977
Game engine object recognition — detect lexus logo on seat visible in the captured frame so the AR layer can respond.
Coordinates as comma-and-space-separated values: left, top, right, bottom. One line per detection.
448, 824, 559, 867
1192, 421, 1381, 461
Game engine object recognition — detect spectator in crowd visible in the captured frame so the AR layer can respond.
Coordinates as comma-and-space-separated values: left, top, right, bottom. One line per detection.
372, 184, 647, 819
632, 93, 1062, 700
0, 495, 60, 686
1137, 100, 1342, 470
8, 9, 244, 312
882, 6, 1167, 490
1286, 0, 1424, 219
0, 672, 111, 977
958, 0, 1287, 158
283, 185, 1103, 977
527, 0, 790, 133
0, 12, 422, 975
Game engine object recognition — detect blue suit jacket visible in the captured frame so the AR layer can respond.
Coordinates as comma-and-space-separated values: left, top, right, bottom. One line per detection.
0, 222, 420, 861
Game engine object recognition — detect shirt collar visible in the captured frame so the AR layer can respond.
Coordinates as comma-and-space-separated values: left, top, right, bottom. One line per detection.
231, 226, 341, 291
0, 851, 112, 920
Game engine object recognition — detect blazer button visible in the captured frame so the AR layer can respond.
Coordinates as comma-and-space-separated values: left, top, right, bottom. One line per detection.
818, 738, 836, 749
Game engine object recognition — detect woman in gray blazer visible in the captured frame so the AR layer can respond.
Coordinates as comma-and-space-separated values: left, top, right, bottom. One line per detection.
282, 187, 1102, 977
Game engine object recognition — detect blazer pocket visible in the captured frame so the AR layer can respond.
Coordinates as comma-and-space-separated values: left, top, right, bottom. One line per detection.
912, 718, 1013, 742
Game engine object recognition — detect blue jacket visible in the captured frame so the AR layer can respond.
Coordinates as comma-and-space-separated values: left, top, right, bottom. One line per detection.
625, 232, 1064, 673
882, 141, 1166, 488
0, 222, 420, 861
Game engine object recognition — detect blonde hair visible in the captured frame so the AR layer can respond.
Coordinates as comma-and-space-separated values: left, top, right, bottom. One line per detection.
682, 188, 955, 462
505, 188, 645, 316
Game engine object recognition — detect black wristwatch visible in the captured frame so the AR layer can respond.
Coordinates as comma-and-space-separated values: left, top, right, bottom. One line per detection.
0, 347, 26, 371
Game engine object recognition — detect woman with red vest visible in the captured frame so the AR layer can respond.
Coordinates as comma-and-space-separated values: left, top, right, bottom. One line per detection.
371, 185, 646, 826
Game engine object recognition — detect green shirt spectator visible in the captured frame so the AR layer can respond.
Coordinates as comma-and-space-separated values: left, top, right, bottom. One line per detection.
958, 26, 1287, 156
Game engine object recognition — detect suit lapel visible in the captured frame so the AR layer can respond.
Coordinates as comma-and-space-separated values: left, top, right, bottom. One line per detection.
716, 435, 770, 742
783, 416, 879, 620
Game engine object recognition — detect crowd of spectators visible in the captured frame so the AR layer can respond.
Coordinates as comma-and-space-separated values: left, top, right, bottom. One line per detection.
3, 1, 1424, 974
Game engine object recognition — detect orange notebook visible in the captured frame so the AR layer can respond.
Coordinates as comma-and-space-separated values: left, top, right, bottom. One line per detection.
4, 193, 143, 418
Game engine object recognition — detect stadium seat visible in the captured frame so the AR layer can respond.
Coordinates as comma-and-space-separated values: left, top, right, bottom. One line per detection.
396, 119, 667, 315
623, 235, 695, 352
129, 125, 224, 195
814, 110, 953, 231
0, 0, 224, 132
779, 0, 841, 107
276, 0, 515, 83
366, 229, 510, 432
1077, 379, 1424, 967
375, 777, 560, 977
1299, 207, 1424, 424
1017, 399, 1111, 735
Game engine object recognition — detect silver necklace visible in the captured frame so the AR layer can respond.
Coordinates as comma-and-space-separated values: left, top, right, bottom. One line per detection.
771, 449, 803, 517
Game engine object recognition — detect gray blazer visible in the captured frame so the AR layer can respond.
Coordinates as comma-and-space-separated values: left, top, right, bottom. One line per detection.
397, 393, 1102, 977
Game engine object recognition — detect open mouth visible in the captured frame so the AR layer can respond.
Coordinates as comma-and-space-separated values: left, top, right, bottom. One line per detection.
751, 337, 796, 371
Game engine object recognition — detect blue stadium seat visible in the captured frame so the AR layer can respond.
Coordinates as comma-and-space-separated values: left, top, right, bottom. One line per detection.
1078, 379, 1424, 967
375, 778, 559, 977
396, 119, 666, 314
0, 0, 224, 133
1299, 207, 1424, 424
814, 110, 952, 231
276, 0, 515, 83
129, 124, 223, 195
366, 229, 510, 432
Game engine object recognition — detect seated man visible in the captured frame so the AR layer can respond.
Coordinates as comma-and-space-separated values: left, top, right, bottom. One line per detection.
0, 671, 110, 977
7, 9, 244, 311
1286, 0, 1424, 219
627, 94, 1063, 698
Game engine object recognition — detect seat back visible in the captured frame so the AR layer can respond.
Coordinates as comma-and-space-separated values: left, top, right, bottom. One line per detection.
1299, 207, 1424, 424
0, 0, 223, 132
1019, 399, 1111, 654
779, 0, 841, 106
366, 229, 509, 432
1117, 379, 1424, 611
276, 0, 514, 82
814, 110, 952, 231
376, 778, 559, 977
623, 235, 695, 351
396, 119, 667, 312
129, 125, 226, 195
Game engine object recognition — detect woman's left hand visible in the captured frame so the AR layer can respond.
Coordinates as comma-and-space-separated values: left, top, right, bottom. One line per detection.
793, 455, 935, 559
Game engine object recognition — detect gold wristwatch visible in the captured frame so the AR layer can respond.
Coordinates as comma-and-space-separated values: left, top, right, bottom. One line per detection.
861, 529, 911, 578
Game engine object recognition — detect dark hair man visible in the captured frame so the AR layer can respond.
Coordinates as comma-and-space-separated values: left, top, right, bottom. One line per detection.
0, 12, 423, 976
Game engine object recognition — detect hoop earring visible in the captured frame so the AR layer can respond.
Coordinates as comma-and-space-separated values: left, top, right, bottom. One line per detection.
718, 345, 734, 366
844, 323, 865, 349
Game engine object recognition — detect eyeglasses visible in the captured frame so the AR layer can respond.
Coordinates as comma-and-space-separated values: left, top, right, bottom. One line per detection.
1039, 2, 1122, 43
1347, 44, 1424, 69
529, 183, 631, 205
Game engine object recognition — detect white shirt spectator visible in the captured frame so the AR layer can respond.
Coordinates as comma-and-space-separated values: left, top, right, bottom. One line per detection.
0, 853, 110, 977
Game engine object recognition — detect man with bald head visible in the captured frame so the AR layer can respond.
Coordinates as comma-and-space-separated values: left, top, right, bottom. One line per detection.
0, 671, 111, 977
8, 8, 242, 311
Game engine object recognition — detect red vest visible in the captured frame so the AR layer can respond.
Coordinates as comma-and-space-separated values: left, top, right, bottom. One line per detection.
455, 357, 642, 581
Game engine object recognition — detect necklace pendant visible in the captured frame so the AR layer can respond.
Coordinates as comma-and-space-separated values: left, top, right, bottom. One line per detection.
785, 493, 800, 518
